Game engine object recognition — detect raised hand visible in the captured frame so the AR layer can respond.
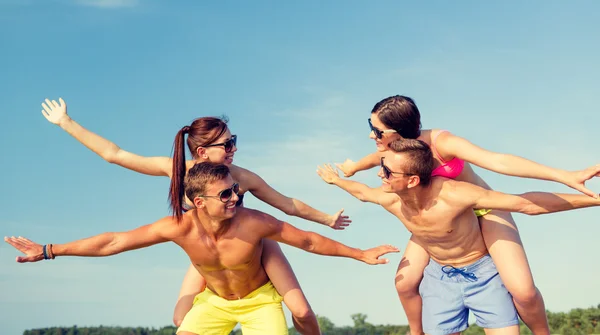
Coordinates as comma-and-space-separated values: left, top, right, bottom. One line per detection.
360, 244, 400, 265
563, 164, 600, 198
4, 236, 45, 263
335, 159, 357, 177
317, 164, 342, 184
41, 97, 70, 126
327, 208, 352, 230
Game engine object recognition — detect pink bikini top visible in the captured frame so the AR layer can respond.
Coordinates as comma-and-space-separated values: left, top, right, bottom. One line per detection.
430, 130, 465, 179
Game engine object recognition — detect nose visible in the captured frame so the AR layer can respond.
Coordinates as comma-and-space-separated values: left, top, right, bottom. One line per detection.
230, 190, 240, 204
230, 143, 238, 153
369, 130, 376, 140
377, 167, 384, 178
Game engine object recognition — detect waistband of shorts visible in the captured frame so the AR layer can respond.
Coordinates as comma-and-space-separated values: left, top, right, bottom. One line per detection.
206, 280, 275, 301
426, 254, 493, 277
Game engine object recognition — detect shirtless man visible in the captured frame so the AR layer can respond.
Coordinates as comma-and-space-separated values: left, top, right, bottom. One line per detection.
5, 162, 399, 335
317, 139, 600, 335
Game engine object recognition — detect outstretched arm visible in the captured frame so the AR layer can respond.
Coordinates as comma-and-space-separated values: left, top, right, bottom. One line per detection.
4, 217, 172, 262
336, 152, 381, 177
42, 98, 172, 177
317, 164, 395, 205
438, 131, 600, 197
240, 167, 351, 230
454, 180, 600, 215
252, 212, 398, 265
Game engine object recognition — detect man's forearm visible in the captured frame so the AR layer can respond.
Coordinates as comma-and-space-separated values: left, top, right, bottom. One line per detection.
332, 178, 379, 204
52, 232, 121, 257
301, 232, 364, 261
519, 192, 600, 215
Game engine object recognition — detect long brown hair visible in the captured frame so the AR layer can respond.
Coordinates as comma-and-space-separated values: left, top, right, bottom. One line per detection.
169, 116, 229, 221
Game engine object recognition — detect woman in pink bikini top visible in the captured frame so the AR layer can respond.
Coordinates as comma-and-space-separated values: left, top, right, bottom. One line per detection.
339, 95, 600, 335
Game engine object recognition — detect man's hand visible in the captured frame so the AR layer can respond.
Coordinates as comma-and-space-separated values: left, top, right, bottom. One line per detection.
360, 245, 400, 265
317, 164, 342, 184
4, 236, 45, 263
326, 208, 352, 230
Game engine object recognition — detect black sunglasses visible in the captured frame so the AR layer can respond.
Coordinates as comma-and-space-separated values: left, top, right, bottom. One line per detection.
368, 119, 397, 139
204, 135, 238, 153
380, 157, 414, 179
200, 183, 240, 203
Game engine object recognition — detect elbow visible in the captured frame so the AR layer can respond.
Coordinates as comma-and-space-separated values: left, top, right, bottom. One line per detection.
281, 200, 297, 216
301, 236, 315, 253
520, 204, 544, 216
355, 192, 368, 202
104, 233, 121, 256
103, 145, 122, 164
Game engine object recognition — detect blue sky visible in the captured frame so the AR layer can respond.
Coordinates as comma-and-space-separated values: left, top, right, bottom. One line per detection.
1, 0, 600, 334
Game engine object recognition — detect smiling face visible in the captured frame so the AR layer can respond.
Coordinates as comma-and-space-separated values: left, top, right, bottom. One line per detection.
196, 128, 238, 166
369, 113, 402, 152
194, 174, 240, 219
378, 151, 420, 193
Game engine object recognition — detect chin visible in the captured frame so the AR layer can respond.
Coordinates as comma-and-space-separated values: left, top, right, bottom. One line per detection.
375, 142, 386, 152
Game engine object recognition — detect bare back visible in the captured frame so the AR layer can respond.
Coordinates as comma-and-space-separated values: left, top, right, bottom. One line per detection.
382, 177, 488, 267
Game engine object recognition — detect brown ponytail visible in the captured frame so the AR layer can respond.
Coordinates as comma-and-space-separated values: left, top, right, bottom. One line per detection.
169, 125, 190, 221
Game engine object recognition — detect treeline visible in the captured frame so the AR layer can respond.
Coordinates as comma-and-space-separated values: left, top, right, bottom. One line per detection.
22, 304, 600, 335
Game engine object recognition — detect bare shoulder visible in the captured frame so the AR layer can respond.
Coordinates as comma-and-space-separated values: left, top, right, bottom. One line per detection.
234, 207, 281, 235
437, 178, 480, 205
155, 213, 193, 240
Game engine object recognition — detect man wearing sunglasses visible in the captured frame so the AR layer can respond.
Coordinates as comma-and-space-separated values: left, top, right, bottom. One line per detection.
317, 139, 600, 335
5, 162, 399, 335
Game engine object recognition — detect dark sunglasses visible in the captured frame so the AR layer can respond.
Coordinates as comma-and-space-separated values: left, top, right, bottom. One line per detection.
204, 135, 238, 153
380, 157, 414, 179
200, 183, 240, 203
368, 119, 397, 139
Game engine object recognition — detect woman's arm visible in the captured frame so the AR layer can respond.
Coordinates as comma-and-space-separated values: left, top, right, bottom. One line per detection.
437, 131, 600, 197
336, 152, 381, 177
42, 98, 173, 177
236, 167, 351, 230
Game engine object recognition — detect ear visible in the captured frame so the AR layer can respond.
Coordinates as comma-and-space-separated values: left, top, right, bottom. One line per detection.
407, 175, 421, 189
196, 147, 208, 159
193, 196, 205, 209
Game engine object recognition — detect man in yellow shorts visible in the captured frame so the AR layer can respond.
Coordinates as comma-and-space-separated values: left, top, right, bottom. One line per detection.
5, 162, 399, 335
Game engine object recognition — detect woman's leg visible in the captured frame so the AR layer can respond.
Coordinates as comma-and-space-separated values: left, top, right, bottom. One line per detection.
480, 210, 550, 335
262, 239, 320, 335
173, 264, 207, 327
395, 236, 431, 335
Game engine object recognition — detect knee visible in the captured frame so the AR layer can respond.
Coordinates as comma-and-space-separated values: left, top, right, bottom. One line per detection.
290, 305, 316, 321
395, 276, 420, 297
509, 285, 541, 306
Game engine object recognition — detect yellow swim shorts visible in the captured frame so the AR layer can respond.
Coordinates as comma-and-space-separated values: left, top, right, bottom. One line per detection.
474, 209, 492, 217
176, 281, 288, 335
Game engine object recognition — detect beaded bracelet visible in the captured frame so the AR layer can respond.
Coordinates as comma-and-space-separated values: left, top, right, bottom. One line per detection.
42, 245, 49, 260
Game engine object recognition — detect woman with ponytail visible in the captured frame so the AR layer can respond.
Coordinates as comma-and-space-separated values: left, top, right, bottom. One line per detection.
42, 97, 350, 334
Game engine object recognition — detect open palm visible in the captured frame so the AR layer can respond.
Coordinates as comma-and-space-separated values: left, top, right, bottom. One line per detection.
41, 97, 70, 125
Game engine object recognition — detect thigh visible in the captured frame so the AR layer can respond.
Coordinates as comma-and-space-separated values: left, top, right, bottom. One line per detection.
240, 302, 289, 335
261, 239, 312, 315
420, 268, 469, 335
483, 325, 520, 335
466, 270, 519, 329
479, 211, 536, 294
395, 236, 431, 292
